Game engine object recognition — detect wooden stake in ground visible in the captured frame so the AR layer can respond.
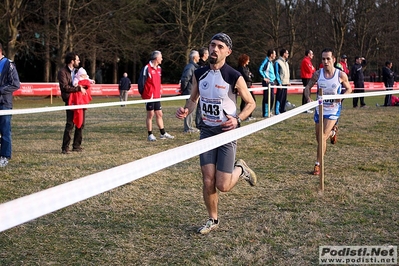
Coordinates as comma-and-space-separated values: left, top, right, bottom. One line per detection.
318, 88, 324, 191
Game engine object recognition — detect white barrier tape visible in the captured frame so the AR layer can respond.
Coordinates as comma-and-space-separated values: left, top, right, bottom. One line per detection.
0, 102, 317, 232
0, 95, 190, 116
251, 85, 399, 91
3, 88, 397, 116
323, 90, 399, 100
250, 87, 399, 100
269, 85, 305, 89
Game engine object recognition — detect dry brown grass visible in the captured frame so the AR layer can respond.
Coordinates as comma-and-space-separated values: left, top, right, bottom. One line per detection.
0, 95, 398, 265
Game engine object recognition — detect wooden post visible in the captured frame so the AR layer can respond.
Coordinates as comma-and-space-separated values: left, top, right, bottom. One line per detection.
50, 89, 53, 105
268, 83, 271, 118
318, 88, 324, 191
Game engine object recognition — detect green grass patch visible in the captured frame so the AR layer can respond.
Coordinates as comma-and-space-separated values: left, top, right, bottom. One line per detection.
0, 94, 398, 265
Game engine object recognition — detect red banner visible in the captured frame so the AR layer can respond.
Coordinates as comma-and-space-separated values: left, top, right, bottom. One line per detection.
14, 82, 396, 96
14, 83, 181, 96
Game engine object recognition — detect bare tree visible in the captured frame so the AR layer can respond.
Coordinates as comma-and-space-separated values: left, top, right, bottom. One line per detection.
322, 0, 355, 58
251, 0, 284, 51
2, 0, 29, 61
2, 0, 399, 83
149, 0, 245, 72
345, 0, 380, 77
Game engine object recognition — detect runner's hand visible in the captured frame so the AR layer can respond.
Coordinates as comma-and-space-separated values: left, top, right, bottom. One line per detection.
176, 107, 188, 119
221, 115, 238, 131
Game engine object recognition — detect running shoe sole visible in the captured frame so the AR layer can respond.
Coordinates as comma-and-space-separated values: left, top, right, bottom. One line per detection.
235, 159, 257, 186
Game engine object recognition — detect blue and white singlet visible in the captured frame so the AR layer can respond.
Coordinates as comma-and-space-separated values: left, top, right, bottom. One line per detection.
315, 68, 342, 120
194, 64, 240, 127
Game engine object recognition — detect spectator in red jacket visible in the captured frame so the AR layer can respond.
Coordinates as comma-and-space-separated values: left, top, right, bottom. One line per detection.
339, 55, 350, 75
139, 51, 174, 142
300, 50, 316, 112
70, 67, 93, 128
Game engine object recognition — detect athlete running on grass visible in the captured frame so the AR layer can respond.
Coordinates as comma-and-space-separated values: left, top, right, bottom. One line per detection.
175, 33, 257, 234
303, 48, 352, 175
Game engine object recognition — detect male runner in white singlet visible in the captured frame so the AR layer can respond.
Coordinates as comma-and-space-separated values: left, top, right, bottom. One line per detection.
303, 48, 352, 175
176, 33, 257, 234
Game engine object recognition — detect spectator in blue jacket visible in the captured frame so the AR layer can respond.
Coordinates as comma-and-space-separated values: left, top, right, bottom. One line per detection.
259, 49, 276, 117
0, 43, 21, 167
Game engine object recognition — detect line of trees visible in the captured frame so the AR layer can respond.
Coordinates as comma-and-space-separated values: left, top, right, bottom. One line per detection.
1, 0, 398, 84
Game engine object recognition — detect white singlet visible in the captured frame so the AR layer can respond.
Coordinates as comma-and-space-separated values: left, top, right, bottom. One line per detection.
316, 68, 342, 117
195, 64, 240, 127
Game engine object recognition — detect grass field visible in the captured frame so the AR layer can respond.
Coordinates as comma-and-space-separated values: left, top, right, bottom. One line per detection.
0, 94, 398, 265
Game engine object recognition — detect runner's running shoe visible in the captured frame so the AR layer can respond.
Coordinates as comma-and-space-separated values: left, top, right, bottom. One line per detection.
330, 125, 338, 144
197, 218, 219, 234
235, 159, 257, 186
313, 164, 320, 175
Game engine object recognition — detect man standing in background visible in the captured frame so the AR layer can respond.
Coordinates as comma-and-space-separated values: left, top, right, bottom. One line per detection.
0, 43, 21, 167
300, 50, 316, 113
351, 56, 367, 108
58, 52, 87, 154
180, 50, 200, 133
274, 48, 290, 115
382, 61, 395, 106
118, 72, 131, 106
196, 47, 209, 128
138, 50, 174, 141
198, 47, 209, 67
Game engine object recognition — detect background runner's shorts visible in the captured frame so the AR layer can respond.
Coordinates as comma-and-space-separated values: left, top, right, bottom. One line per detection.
314, 105, 341, 123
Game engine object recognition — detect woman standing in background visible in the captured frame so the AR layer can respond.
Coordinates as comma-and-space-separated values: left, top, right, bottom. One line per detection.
237, 54, 256, 121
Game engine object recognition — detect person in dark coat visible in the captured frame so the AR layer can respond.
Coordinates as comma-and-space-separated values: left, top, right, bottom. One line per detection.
58, 52, 88, 154
350, 56, 367, 108
119, 72, 131, 106
0, 43, 21, 167
382, 61, 395, 106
